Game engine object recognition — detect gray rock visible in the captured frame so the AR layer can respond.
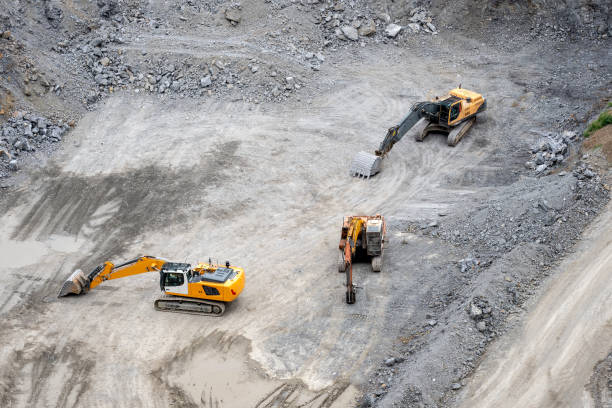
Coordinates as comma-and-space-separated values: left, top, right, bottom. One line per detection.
22, 122, 32, 137
460, 258, 478, 273
13, 138, 25, 150
583, 169, 595, 178
469, 303, 483, 319
358, 20, 376, 36
476, 321, 487, 332
94, 74, 108, 86
410, 12, 427, 23
426, 22, 436, 32
2, 126, 17, 141
8, 159, 18, 171
14, 138, 32, 152
385, 24, 402, 38
406, 23, 420, 33
170, 81, 181, 91
225, 8, 241, 24
200, 76, 212, 87
99, 57, 110, 66
535, 152, 544, 165
451, 383, 462, 390
358, 394, 375, 407
49, 126, 64, 141
45, 4, 63, 28
378, 13, 391, 23
86, 91, 98, 104
384, 357, 396, 367
427, 319, 437, 327
562, 130, 577, 140
341, 26, 359, 41
535, 164, 548, 173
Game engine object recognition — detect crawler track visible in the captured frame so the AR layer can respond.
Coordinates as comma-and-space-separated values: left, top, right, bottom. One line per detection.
154, 295, 226, 317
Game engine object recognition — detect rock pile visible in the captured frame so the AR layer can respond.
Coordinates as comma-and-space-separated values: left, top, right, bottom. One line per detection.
0, 112, 69, 177
525, 129, 578, 173
404, 7, 438, 35
436, 166, 608, 262
315, 2, 437, 44
468, 297, 493, 333
78, 35, 305, 104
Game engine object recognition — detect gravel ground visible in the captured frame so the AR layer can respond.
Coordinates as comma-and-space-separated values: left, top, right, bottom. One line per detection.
0, 1, 610, 407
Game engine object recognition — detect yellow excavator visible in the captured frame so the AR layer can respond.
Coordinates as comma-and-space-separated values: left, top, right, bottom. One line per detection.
338, 215, 386, 304
350, 87, 487, 177
58, 255, 245, 316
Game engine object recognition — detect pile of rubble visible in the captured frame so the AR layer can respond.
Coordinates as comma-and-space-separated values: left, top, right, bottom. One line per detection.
0, 112, 70, 177
68, 25, 307, 104
468, 297, 493, 334
525, 129, 578, 173
315, 3, 438, 44
435, 165, 608, 259
403, 7, 438, 35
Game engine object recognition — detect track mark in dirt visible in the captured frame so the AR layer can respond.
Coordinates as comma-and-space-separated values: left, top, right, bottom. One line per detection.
5, 140, 245, 271
0, 341, 93, 408
154, 330, 355, 408
255, 380, 350, 408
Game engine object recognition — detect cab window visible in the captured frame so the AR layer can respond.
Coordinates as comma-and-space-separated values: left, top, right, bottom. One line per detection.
164, 272, 184, 286
449, 103, 460, 121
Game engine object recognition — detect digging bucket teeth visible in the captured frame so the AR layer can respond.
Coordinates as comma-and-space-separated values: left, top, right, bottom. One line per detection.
349, 151, 382, 178
58, 269, 89, 297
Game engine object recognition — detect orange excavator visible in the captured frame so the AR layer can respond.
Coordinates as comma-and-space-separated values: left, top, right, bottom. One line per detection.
338, 215, 386, 304
58, 255, 245, 316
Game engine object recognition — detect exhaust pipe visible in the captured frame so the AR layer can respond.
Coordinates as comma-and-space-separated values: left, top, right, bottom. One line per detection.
57, 269, 89, 297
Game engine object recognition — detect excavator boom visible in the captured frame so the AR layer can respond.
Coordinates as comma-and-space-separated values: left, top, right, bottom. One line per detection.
375, 102, 438, 157
58, 256, 166, 297
350, 102, 437, 178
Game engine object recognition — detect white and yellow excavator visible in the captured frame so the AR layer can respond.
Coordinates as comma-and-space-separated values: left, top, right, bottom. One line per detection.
58, 255, 245, 316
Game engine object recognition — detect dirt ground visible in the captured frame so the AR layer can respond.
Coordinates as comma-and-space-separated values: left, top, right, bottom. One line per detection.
0, 59, 504, 406
0, 1, 611, 407
456, 200, 612, 408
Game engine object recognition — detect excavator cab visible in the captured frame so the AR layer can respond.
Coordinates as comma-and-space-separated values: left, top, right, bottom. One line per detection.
449, 102, 461, 124
159, 262, 190, 294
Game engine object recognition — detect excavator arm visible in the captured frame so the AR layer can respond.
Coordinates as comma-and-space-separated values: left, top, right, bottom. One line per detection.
375, 102, 439, 156
58, 255, 166, 297
341, 217, 365, 304
350, 102, 440, 178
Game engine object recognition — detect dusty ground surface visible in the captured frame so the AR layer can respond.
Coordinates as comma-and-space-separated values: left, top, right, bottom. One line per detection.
0, 1, 611, 407
455, 199, 612, 408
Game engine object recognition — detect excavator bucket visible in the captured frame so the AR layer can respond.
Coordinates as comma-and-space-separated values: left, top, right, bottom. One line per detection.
58, 269, 89, 297
349, 151, 381, 178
